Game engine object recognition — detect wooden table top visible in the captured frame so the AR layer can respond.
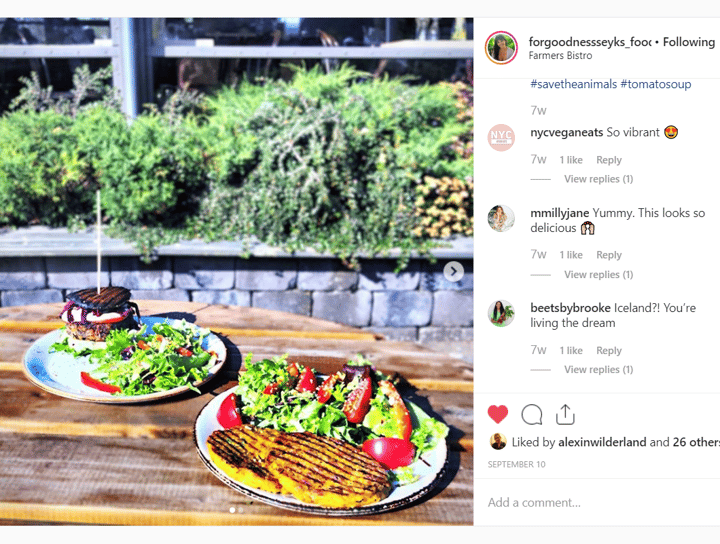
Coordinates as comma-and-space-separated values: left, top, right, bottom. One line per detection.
0, 301, 473, 525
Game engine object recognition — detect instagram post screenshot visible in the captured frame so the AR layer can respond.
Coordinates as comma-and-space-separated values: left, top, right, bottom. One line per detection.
0, 12, 474, 531
8, 2, 720, 537
479, 6, 720, 531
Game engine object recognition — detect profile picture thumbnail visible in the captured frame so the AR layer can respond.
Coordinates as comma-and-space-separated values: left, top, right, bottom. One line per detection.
488, 204, 515, 233
487, 124, 515, 152
489, 300, 515, 327
491, 433, 507, 450
486, 31, 518, 64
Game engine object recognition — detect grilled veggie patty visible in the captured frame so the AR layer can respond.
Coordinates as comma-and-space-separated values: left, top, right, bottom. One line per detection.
207, 425, 391, 508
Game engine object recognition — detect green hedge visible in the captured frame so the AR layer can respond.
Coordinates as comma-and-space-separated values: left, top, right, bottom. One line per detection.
0, 64, 473, 267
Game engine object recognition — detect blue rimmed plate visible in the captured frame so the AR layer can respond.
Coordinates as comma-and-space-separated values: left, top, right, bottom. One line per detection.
22, 317, 227, 404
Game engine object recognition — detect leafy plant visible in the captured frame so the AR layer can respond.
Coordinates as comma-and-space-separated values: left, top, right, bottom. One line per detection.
0, 109, 90, 226
10, 64, 120, 118
0, 64, 473, 269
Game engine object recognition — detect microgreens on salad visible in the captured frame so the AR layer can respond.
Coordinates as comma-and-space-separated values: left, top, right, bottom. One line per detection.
50, 320, 218, 395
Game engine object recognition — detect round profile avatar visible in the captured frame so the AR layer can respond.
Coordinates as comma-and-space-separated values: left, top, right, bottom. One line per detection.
488, 204, 515, 233
486, 31, 518, 65
491, 433, 507, 450
487, 124, 515, 152
489, 300, 515, 327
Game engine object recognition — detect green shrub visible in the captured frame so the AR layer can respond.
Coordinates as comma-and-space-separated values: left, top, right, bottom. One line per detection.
0, 109, 92, 226
0, 66, 123, 228
100, 112, 210, 227
0, 64, 472, 269
189, 65, 470, 266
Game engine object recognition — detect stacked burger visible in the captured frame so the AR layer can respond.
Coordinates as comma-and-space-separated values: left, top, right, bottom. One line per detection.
60, 287, 140, 350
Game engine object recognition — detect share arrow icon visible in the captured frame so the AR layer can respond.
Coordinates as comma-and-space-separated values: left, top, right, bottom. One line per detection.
556, 404, 575, 425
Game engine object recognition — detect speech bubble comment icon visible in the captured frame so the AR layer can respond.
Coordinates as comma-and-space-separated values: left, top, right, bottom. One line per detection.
521, 404, 543, 425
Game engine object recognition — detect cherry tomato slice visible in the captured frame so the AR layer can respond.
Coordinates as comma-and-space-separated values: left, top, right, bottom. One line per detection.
80, 371, 122, 394
217, 393, 241, 428
176, 347, 193, 357
263, 382, 280, 395
362, 437, 415, 469
296, 366, 317, 393
378, 380, 413, 441
317, 371, 343, 404
343, 375, 372, 423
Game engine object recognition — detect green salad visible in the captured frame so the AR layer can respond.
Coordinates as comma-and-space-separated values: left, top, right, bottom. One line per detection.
50, 320, 218, 395
229, 353, 448, 477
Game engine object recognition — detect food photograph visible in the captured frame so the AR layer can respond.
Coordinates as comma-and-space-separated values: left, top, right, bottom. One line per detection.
0, 16, 473, 527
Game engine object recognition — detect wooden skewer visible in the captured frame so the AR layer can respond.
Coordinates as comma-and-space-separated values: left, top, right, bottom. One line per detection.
96, 189, 101, 295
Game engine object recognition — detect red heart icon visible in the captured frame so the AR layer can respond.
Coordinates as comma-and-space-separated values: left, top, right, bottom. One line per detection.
488, 405, 508, 424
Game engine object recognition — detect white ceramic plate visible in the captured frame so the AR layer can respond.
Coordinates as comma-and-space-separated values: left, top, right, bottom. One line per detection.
194, 388, 448, 516
22, 317, 227, 404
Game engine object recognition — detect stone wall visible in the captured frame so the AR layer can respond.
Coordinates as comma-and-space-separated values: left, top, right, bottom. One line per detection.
0, 255, 473, 359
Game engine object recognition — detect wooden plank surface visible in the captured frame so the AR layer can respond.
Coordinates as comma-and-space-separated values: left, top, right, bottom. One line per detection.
0, 370, 473, 448
0, 302, 473, 525
0, 432, 472, 525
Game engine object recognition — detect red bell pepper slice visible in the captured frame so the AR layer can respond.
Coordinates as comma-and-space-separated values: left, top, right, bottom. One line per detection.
80, 371, 122, 394
378, 380, 412, 441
